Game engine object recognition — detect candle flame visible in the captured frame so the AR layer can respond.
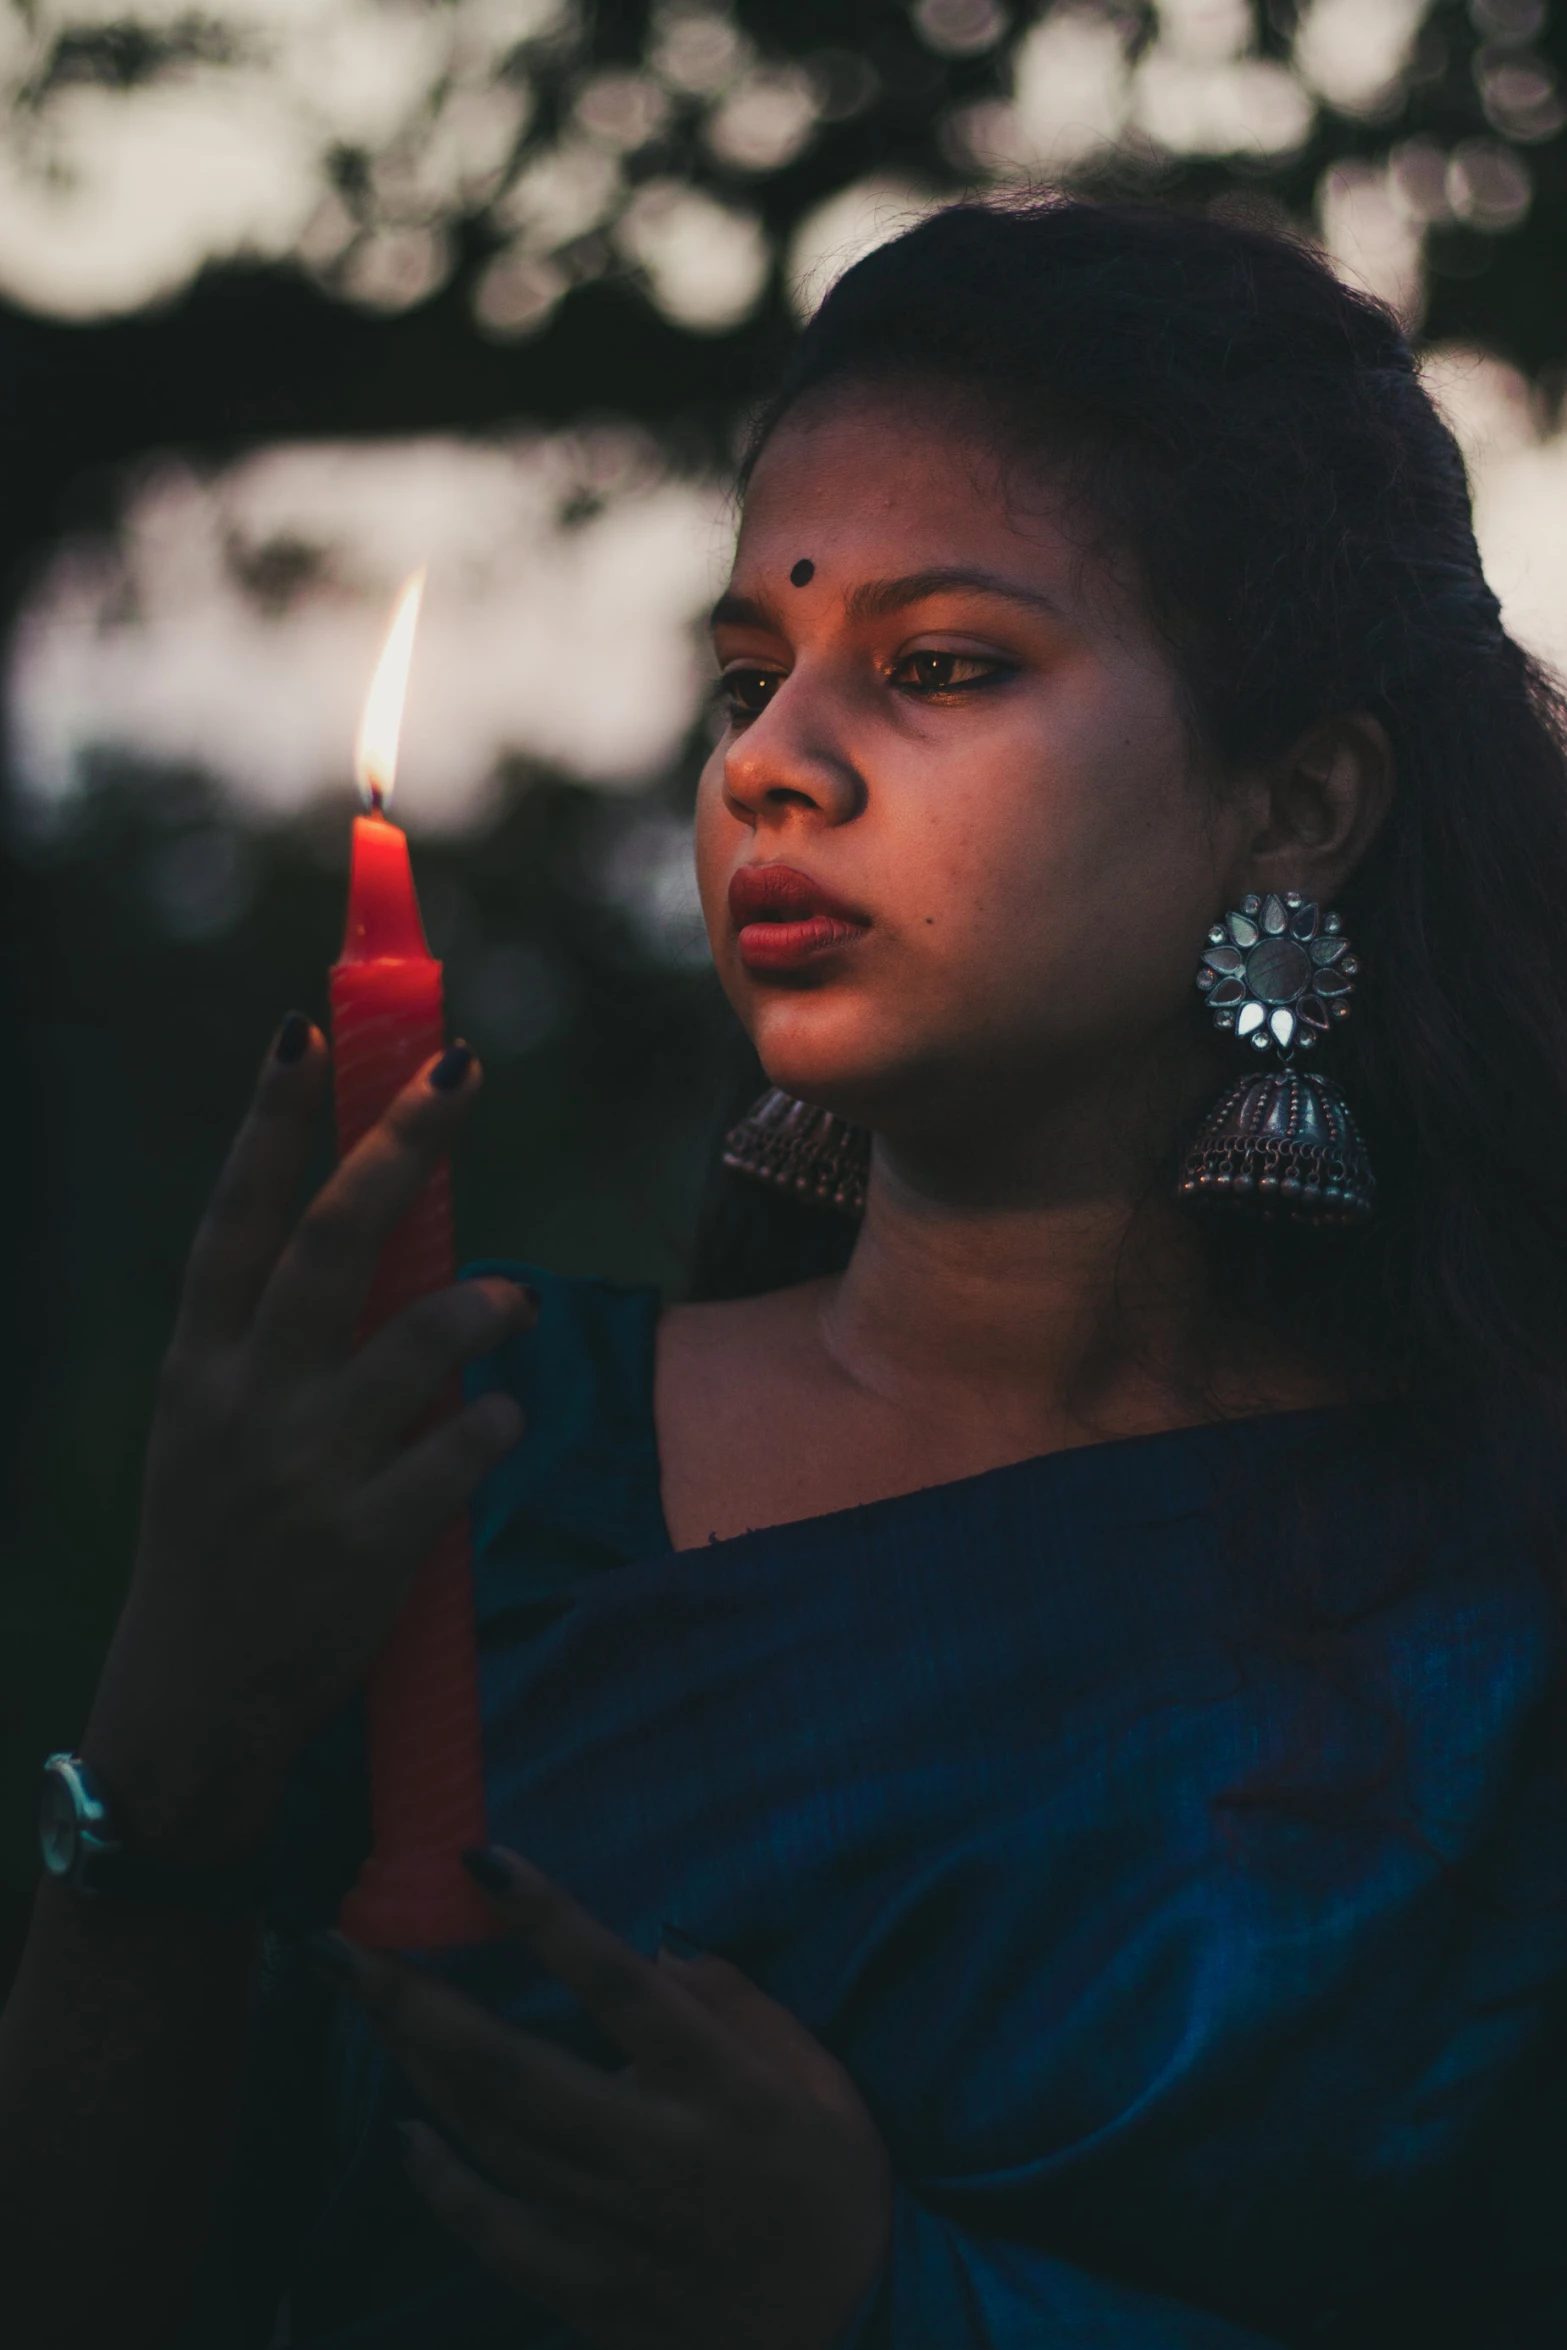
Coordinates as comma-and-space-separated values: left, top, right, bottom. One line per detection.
355, 567, 426, 813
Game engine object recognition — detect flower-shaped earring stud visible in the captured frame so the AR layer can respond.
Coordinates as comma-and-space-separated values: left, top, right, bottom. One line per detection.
1181, 890, 1374, 1226
1195, 891, 1360, 1054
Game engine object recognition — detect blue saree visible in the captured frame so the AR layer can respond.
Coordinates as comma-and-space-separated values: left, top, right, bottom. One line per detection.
193, 1263, 1567, 2346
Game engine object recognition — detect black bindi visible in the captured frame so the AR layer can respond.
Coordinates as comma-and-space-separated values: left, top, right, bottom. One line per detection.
789, 557, 815, 587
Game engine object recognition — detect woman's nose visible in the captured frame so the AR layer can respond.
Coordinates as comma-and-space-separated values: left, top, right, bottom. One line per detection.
721, 685, 864, 831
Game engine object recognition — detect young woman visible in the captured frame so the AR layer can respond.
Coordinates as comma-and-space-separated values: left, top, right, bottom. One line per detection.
4, 199, 1567, 2348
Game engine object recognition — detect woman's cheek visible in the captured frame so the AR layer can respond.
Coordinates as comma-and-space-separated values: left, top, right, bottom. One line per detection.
899, 805, 1133, 1046
693, 756, 739, 942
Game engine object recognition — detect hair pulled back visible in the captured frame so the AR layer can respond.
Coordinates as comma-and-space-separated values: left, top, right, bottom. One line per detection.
692, 196, 1567, 1419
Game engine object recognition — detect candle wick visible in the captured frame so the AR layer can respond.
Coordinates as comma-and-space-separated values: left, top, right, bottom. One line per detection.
369, 782, 385, 817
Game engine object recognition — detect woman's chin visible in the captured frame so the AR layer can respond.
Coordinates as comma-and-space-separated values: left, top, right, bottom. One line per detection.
741, 975, 1001, 1133
749, 1022, 920, 1132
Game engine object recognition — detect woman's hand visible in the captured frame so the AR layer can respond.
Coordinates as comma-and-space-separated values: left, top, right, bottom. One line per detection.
317, 1845, 894, 2350
82, 1017, 534, 1865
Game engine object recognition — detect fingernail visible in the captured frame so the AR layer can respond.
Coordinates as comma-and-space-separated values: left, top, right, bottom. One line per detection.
428, 1041, 473, 1093
274, 1011, 311, 1065
302, 1930, 363, 1985
521, 1283, 542, 1312
658, 1921, 707, 1959
460, 1845, 512, 1895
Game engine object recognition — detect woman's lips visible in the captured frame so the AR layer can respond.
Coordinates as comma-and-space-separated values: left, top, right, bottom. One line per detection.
728, 864, 871, 974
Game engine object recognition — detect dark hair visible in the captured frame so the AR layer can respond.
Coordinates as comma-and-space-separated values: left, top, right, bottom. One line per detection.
691, 196, 1567, 1431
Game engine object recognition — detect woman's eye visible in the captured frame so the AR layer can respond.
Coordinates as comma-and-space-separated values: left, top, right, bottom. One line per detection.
891, 650, 1013, 697
715, 667, 782, 723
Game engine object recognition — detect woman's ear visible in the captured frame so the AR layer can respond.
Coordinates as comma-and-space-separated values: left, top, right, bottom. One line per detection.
1230, 715, 1394, 906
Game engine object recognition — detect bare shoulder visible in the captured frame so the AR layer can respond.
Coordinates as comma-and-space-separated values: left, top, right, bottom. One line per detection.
653, 1280, 858, 1549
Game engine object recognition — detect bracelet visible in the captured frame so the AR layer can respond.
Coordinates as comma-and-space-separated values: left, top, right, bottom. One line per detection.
40, 1751, 280, 1919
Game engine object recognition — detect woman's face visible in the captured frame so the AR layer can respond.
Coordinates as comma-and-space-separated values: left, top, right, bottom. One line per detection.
696, 385, 1248, 1154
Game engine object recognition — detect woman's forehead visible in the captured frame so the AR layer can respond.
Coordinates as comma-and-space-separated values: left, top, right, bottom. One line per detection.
734, 402, 1084, 597
730, 403, 1139, 638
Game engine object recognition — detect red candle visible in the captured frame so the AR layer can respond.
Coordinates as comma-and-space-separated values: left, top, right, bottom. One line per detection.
330, 572, 499, 1949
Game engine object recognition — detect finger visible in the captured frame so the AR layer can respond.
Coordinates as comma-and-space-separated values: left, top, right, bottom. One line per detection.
172, 1015, 329, 1348
460, 1848, 746, 2087
401, 2120, 664, 2332
321, 1937, 666, 2180
322, 1278, 537, 1472
656, 1950, 855, 2100
344, 1390, 525, 1565
404, 2058, 635, 2233
251, 1045, 481, 1371
397, 2011, 628, 2227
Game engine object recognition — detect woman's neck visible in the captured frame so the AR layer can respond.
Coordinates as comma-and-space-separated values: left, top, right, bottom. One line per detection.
819, 1095, 1342, 1440
821, 1168, 1204, 1440
658, 1055, 1348, 1550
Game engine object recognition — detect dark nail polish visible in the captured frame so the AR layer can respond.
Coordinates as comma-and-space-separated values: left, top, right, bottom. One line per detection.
428, 1042, 473, 1093
460, 1844, 512, 1895
521, 1284, 542, 1312
302, 1930, 361, 1984
275, 1011, 311, 1065
658, 1921, 707, 1959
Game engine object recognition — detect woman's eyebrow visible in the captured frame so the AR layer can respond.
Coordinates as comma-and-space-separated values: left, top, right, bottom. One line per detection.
708, 590, 776, 632
845, 566, 1065, 622
707, 565, 1065, 636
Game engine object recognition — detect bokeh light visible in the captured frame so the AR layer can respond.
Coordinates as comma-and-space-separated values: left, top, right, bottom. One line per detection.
3, 0, 1566, 838
8, 429, 730, 831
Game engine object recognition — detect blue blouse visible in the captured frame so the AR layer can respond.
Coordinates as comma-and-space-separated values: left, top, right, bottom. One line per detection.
193, 1263, 1567, 2346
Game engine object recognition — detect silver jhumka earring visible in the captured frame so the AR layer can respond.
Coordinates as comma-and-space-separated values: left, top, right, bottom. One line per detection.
722, 1087, 870, 1217
1179, 890, 1374, 1226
